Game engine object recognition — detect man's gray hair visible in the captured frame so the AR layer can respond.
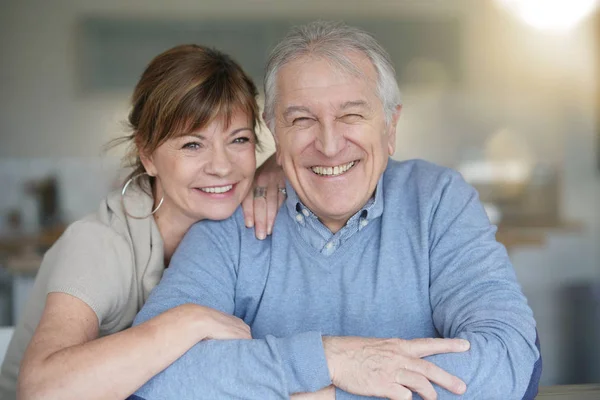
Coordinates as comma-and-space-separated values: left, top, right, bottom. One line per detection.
263, 21, 402, 130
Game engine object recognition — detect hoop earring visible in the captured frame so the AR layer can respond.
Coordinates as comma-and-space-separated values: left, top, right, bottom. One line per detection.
121, 172, 164, 219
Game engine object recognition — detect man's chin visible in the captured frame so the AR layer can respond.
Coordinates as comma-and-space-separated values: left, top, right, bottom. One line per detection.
315, 205, 361, 221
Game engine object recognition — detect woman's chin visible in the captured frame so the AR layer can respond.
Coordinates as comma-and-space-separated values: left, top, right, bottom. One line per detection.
190, 204, 238, 222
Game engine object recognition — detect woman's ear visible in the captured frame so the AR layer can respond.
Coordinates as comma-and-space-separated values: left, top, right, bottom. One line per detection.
138, 145, 157, 177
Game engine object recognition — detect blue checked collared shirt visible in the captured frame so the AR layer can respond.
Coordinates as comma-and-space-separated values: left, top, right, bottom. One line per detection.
283, 176, 384, 256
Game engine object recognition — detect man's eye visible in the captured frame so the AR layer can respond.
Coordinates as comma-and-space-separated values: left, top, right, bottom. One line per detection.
182, 142, 201, 150
293, 117, 313, 125
341, 114, 363, 122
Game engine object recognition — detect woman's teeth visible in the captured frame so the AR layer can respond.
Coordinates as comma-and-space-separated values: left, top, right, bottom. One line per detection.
199, 185, 233, 194
311, 161, 356, 176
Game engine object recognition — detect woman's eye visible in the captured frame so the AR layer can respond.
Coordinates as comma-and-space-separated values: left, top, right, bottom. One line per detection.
232, 136, 251, 144
182, 142, 201, 150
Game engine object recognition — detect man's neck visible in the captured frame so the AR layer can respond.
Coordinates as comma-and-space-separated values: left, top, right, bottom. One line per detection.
319, 217, 350, 234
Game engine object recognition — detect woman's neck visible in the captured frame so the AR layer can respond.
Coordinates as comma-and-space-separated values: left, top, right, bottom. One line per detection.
153, 204, 198, 265
151, 185, 200, 265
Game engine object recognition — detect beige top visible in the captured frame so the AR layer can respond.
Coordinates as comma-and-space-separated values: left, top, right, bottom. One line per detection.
0, 181, 165, 399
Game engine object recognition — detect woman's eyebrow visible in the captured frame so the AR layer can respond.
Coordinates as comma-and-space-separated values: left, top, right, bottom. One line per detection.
229, 127, 253, 137
181, 133, 206, 140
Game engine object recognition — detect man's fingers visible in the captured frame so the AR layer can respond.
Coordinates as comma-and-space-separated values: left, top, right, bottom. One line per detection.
394, 369, 437, 400
386, 384, 412, 400
409, 359, 466, 396
409, 338, 470, 358
325, 336, 468, 399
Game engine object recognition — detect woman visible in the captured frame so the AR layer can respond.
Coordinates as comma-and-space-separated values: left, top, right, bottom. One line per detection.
0, 44, 285, 400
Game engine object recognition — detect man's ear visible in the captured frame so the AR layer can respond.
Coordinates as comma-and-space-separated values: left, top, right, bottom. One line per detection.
273, 134, 283, 167
387, 105, 402, 156
275, 147, 283, 167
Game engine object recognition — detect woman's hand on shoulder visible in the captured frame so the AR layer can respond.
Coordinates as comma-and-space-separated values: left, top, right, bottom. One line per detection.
241, 153, 286, 240
186, 304, 251, 340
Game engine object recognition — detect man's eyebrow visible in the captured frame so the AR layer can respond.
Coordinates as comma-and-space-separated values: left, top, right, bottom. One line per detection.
340, 100, 371, 111
283, 106, 313, 119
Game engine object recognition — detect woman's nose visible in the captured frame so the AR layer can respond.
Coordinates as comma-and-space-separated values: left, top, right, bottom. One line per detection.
204, 146, 233, 177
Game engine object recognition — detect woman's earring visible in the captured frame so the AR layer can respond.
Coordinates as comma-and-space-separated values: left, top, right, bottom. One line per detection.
121, 172, 164, 219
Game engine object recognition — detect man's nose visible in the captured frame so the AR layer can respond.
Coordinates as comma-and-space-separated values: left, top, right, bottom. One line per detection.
314, 123, 345, 157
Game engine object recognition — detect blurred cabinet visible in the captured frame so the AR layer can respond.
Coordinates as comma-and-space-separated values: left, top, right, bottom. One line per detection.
77, 16, 462, 93
597, 11, 600, 172
11, 274, 35, 325
563, 284, 600, 384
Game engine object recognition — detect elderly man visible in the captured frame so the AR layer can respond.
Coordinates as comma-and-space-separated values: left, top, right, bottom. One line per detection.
131, 22, 541, 400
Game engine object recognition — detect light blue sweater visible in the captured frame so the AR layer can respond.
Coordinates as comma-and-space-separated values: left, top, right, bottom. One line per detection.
131, 159, 541, 399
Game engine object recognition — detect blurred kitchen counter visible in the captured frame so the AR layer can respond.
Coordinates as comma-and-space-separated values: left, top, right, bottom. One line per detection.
0, 226, 65, 323
0, 225, 65, 259
496, 220, 584, 251
537, 384, 600, 399
0, 219, 587, 270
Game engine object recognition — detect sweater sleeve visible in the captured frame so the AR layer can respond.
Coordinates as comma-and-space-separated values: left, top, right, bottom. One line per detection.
424, 170, 541, 399
131, 214, 331, 399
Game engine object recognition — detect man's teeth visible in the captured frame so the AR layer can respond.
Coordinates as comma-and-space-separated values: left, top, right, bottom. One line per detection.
311, 161, 356, 176
199, 185, 233, 194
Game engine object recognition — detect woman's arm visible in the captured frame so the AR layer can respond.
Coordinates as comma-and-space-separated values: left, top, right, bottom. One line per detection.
18, 292, 250, 400
291, 386, 336, 399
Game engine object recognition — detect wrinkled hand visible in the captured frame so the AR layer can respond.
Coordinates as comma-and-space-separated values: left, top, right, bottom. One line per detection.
242, 153, 286, 240
291, 385, 336, 400
323, 336, 469, 400
192, 304, 252, 341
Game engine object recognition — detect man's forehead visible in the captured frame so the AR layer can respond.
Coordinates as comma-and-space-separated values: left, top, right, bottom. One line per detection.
278, 52, 377, 88
282, 100, 373, 117
276, 58, 379, 115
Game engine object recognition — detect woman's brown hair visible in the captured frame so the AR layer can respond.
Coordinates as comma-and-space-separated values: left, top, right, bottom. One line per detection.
112, 44, 261, 187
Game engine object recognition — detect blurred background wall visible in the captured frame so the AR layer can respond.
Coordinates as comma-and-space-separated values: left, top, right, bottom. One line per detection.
0, 0, 599, 387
